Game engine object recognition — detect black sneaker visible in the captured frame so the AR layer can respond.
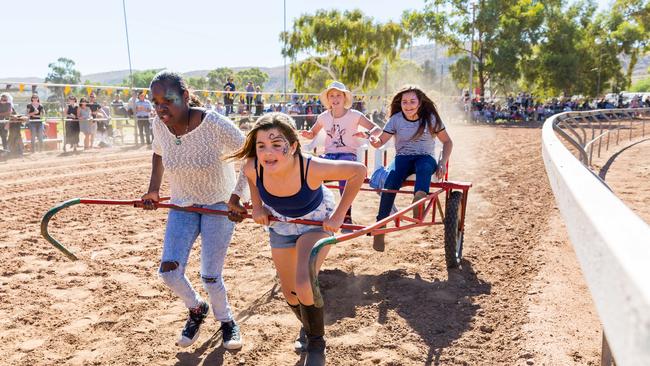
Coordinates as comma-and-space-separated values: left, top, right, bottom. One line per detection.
220, 320, 243, 350
176, 302, 209, 348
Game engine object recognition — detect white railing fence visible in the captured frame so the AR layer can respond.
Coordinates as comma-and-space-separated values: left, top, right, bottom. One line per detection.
542, 108, 650, 366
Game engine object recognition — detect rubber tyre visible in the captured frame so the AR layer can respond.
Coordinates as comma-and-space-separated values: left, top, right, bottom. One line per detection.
444, 191, 464, 268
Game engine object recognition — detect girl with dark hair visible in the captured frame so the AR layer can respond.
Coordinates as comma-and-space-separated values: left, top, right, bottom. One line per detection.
64, 96, 80, 152
228, 112, 367, 366
137, 70, 248, 350
369, 86, 453, 252
26, 94, 44, 153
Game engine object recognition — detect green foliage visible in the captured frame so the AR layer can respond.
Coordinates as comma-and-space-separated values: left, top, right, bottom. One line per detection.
45, 57, 81, 84
187, 76, 207, 90
404, 0, 545, 96
631, 76, 650, 92
281, 9, 410, 91
207, 68, 235, 89
234, 68, 270, 89
122, 69, 162, 89
605, 0, 650, 88
522, 1, 626, 97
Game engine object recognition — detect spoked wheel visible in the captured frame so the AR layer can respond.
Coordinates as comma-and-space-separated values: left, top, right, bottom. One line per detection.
444, 191, 464, 268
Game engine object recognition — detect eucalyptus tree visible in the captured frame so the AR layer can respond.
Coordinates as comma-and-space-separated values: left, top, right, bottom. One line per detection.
281, 9, 410, 92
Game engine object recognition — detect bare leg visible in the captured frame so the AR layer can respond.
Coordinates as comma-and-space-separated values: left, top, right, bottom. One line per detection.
295, 231, 331, 306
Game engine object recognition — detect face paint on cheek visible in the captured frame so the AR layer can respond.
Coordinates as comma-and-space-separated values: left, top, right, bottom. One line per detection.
165, 90, 183, 107
268, 132, 291, 155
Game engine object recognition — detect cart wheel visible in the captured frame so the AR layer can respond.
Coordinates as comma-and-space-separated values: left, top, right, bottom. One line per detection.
444, 191, 464, 268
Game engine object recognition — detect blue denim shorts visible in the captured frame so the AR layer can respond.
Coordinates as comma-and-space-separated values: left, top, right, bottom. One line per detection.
269, 227, 330, 249
266, 187, 335, 248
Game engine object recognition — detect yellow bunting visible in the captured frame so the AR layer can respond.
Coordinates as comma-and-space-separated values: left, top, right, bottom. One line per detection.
203, 91, 209, 97
106, 88, 113, 95
86, 87, 92, 95
19, 84, 25, 92
64, 85, 71, 96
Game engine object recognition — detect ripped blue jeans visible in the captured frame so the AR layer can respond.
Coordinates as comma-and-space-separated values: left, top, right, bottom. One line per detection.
158, 202, 235, 322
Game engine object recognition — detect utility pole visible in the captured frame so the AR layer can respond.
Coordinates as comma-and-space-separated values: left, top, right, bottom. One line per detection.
122, 0, 136, 143
468, 2, 476, 102
283, 0, 287, 103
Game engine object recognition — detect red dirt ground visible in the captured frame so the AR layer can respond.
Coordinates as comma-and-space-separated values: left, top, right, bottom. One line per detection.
3, 120, 645, 365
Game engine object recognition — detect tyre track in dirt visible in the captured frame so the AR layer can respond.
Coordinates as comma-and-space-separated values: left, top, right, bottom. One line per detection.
0, 126, 604, 365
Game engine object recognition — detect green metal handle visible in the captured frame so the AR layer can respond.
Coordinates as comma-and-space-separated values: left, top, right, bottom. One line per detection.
308, 236, 338, 308
40, 198, 81, 261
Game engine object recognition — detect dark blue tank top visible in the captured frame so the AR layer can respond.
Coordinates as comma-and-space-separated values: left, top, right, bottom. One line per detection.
256, 154, 323, 218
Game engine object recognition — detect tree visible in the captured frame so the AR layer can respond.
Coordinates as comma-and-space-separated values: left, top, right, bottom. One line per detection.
604, 0, 650, 88
207, 67, 235, 90
45, 57, 81, 85
521, 1, 624, 97
122, 69, 162, 89
235, 68, 270, 89
187, 76, 207, 90
404, 0, 544, 97
630, 76, 650, 92
281, 9, 410, 91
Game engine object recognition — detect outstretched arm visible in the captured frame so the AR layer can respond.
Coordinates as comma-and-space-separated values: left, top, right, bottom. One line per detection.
300, 115, 323, 139
369, 131, 393, 148
356, 114, 382, 137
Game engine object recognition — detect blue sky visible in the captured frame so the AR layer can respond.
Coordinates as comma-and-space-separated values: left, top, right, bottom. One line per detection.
3, 0, 611, 78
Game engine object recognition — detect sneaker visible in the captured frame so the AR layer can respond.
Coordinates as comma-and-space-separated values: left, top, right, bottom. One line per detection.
294, 327, 307, 352
177, 302, 209, 348
220, 320, 243, 350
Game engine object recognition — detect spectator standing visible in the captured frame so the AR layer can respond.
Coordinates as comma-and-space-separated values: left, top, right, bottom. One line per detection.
245, 81, 254, 112
65, 96, 80, 152
88, 93, 109, 146
254, 86, 264, 116
111, 96, 127, 142
77, 97, 96, 149
224, 77, 236, 115
26, 94, 45, 153
0, 93, 13, 151
135, 91, 154, 145
2, 93, 23, 157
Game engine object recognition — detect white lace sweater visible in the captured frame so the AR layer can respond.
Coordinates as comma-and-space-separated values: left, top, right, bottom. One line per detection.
152, 110, 249, 207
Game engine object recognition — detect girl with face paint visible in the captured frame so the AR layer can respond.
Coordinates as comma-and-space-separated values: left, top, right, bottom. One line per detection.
369, 85, 454, 252
136, 71, 249, 350
301, 81, 381, 231
227, 112, 367, 366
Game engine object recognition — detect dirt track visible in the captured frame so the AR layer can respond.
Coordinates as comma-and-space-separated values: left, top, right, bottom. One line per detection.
6, 121, 644, 365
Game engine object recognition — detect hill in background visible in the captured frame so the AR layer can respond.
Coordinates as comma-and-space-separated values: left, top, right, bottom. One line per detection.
2, 43, 648, 90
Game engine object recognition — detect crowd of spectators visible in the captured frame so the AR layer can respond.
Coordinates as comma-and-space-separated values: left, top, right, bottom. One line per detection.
6, 86, 645, 159
463, 92, 650, 124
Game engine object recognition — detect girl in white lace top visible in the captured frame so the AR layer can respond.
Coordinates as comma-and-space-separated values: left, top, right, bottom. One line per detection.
138, 71, 246, 350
